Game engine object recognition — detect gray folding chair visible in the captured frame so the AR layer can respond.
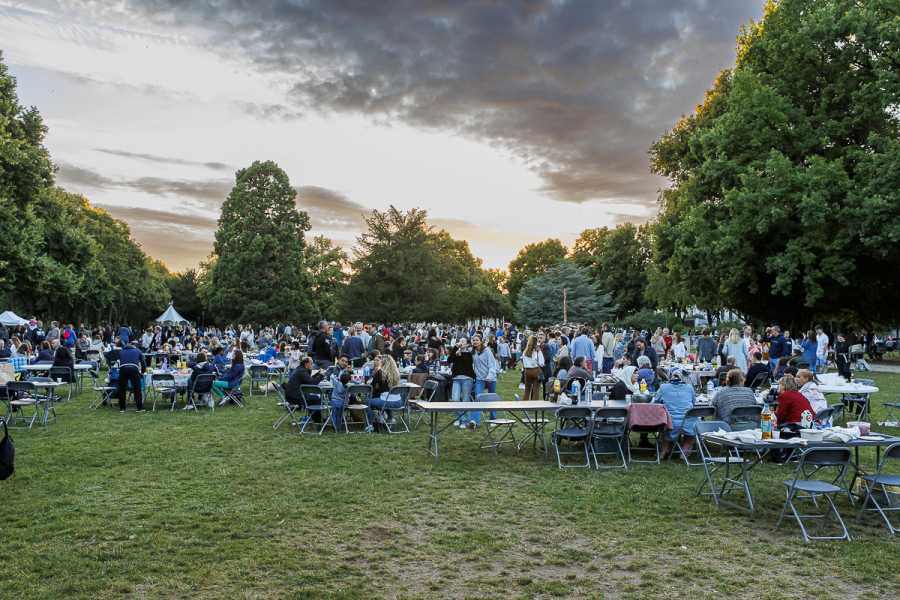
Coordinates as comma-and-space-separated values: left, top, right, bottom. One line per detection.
883, 394, 900, 423
375, 386, 411, 434
48, 366, 74, 402
668, 405, 716, 466
589, 406, 628, 469
90, 385, 117, 409
6, 381, 52, 428
344, 384, 373, 433
776, 447, 853, 541
476, 393, 516, 455
186, 374, 217, 412
150, 373, 179, 411
552, 406, 592, 468
410, 380, 439, 429
856, 442, 900, 535
747, 372, 770, 391
298, 384, 329, 435
694, 421, 752, 512
843, 378, 874, 421
249, 365, 269, 396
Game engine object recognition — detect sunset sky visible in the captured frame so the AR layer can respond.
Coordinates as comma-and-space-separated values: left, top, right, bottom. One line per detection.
1, 0, 765, 272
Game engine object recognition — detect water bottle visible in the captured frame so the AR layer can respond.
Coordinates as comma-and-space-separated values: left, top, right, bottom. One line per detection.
706, 380, 714, 400
162, 358, 168, 373
571, 380, 581, 404
584, 381, 593, 405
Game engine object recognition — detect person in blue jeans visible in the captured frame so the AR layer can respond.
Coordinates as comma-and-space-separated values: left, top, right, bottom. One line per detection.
329, 371, 352, 430
365, 355, 403, 431
447, 337, 477, 428
471, 334, 499, 425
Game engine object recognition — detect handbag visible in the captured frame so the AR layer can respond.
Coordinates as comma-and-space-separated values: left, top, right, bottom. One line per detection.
0, 418, 14, 480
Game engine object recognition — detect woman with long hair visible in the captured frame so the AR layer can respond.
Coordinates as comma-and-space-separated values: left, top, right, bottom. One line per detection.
366, 355, 404, 429
800, 330, 818, 370
214, 349, 245, 404
521, 335, 544, 400
723, 328, 751, 372
651, 328, 666, 356
471, 333, 499, 424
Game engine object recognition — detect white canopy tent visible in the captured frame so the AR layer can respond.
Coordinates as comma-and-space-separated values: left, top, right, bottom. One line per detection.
154, 302, 189, 325
0, 311, 27, 327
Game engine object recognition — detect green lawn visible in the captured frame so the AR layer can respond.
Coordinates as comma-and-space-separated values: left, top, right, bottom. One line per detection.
1, 370, 899, 599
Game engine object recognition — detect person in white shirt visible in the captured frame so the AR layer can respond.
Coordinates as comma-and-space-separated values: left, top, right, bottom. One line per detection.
815, 326, 829, 373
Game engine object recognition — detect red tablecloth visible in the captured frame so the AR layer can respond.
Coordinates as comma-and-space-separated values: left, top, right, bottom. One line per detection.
625, 403, 673, 431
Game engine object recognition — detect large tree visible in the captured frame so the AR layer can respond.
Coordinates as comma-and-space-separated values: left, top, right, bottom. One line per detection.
304, 236, 349, 321
210, 161, 316, 324
572, 222, 652, 318
506, 239, 568, 306
168, 269, 204, 324
649, 0, 900, 328
515, 259, 615, 327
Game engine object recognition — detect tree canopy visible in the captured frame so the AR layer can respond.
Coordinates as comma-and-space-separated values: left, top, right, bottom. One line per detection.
649, 0, 900, 329
210, 161, 317, 325
515, 259, 615, 327
506, 239, 568, 306
340, 206, 511, 323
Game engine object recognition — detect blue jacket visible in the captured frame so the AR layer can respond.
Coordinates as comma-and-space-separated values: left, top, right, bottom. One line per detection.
219, 362, 245, 389
801, 338, 818, 367
343, 336, 365, 360
212, 354, 229, 369
119, 345, 147, 370
118, 327, 131, 343
766, 334, 790, 360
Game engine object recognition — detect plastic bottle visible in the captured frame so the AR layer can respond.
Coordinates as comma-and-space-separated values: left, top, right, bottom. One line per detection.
162, 358, 168, 374
584, 381, 593, 405
571, 380, 581, 404
707, 380, 714, 399
761, 403, 772, 440
553, 379, 561, 394
640, 379, 647, 393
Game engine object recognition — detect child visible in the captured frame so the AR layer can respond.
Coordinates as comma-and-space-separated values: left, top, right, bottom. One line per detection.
287, 341, 301, 375
329, 371, 352, 431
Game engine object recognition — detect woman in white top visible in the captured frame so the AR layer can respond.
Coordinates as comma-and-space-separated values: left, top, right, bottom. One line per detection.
723, 328, 751, 372
669, 332, 688, 361
521, 335, 545, 400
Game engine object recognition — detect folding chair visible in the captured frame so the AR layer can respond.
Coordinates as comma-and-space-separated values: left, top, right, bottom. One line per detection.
668, 405, 716, 466
344, 384, 373, 433
476, 393, 516, 455
551, 406, 592, 468
79, 361, 101, 392
410, 380, 439, 429
374, 386, 411, 434
249, 365, 269, 396
185, 374, 217, 412
219, 383, 246, 407
514, 393, 550, 452
844, 378, 874, 421
814, 406, 838, 428
656, 367, 669, 384
6, 381, 51, 428
730, 405, 763, 431
272, 383, 301, 429
856, 442, 900, 535
150, 373, 180, 411
694, 421, 752, 513
882, 394, 900, 423
48, 366, 74, 402
590, 406, 628, 469
298, 384, 330, 435
717, 371, 729, 387
90, 385, 117, 409
563, 378, 587, 403
776, 447, 853, 541
747, 372, 770, 391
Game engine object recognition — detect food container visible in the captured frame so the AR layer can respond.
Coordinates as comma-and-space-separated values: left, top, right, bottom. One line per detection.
631, 393, 652, 404
800, 429, 825, 442
848, 421, 871, 435
749, 429, 763, 440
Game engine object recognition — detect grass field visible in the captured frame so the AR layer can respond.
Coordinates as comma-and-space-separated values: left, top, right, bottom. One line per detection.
1, 368, 899, 599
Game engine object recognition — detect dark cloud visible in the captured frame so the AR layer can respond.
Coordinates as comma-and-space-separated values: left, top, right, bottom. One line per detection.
56, 161, 232, 210
295, 185, 369, 232
100, 0, 765, 205
94, 148, 233, 172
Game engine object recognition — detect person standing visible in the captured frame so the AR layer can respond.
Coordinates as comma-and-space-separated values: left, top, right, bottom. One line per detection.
471, 334, 499, 425
447, 337, 477, 428
570, 327, 596, 374
117, 341, 148, 413
723, 328, 751, 373
311, 321, 334, 370
521, 335, 545, 401
764, 326, 790, 372
815, 325, 830, 372
600, 323, 615, 374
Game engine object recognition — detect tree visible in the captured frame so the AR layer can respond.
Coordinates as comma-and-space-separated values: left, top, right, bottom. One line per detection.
572, 222, 652, 318
515, 259, 615, 327
506, 239, 568, 306
649, 0, 900, 328
210, 161, 316, 325
304, 236, 349, 320
341, 206, 511, 323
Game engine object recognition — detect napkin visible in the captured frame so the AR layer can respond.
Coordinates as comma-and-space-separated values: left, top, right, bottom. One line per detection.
822, 426, 861, 443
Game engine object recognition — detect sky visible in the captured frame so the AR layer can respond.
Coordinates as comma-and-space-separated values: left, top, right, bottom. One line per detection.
1, 0, 766, 272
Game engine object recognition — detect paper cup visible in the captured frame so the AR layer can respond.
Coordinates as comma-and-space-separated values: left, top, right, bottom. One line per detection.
771, 430, 781, 439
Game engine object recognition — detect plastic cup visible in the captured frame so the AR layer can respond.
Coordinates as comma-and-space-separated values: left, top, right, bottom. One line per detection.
771, 430, 781, 439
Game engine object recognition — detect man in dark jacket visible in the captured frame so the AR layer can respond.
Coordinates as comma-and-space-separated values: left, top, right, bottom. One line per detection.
285, 357, 325, 422
117, 343, 147, 412
763, 326, 790, 371
311, 321, 334, 370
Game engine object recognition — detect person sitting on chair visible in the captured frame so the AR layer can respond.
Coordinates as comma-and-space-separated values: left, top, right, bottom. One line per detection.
654, 370, 699, 457
329, 370, 353, 431
796, 368, 827, 414
562, 355, 592, 384
213, 349, 245, 405
711, 369, 760, 431
51, 345, 75, 382
284, 356, 325, 423
188, 351, 215, 401
774, 374, 812, 425
366, 355, 403, 431
412, 354, 429, 374
609, 365, 640, 400
744, 352, 770, 388
714, 356, 739, 383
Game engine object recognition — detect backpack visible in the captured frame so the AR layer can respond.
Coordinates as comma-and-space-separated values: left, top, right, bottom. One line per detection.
0, 418, 14, 480
64, 329, 72, 340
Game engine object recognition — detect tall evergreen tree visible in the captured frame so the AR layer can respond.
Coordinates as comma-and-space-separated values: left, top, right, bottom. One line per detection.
210, 161, 316, 324
515, 259, 615, 327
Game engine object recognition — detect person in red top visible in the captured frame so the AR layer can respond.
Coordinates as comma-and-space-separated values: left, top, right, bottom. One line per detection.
662, 327, 673, 357
775, 374, 813, 425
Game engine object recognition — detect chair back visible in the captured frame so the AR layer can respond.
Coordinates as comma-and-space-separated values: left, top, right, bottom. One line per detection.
250, 365, 268, 378
48, 366, 73, 383
814, 406, 837, 424
421, 380, 440, 402
476, 392, 501, 403
591, 407, 628, 437
694, 420, 731, 435
6, 381, 35, 395
299, 384, 325, 408
151, 373, 176, 387
748, 372, 770, 390
556, 406, 593, 427
684, 405, 716, 420
717, 371, 729, 385
194, 373, 217, 392
797, 447, 852, 469
883, 442, 900, 462
731, 405, 763, 420
385, 385, 412, 409
656, 367, 669, 383
564, 377, 586, 394
347, 384, 373, 403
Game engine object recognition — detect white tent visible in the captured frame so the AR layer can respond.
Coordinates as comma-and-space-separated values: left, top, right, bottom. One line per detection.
154, 302, 189, 324
0, 311, 27, 327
